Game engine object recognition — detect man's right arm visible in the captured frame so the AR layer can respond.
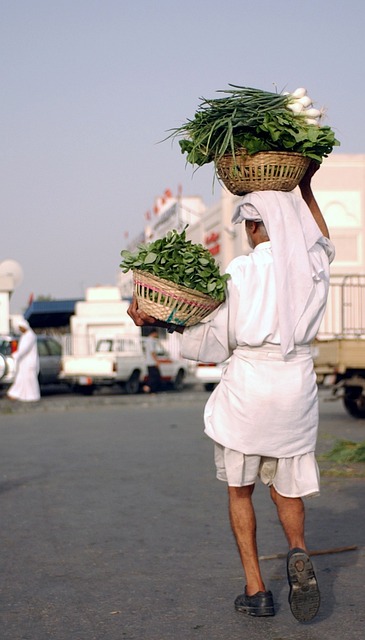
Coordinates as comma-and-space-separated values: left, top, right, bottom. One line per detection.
299, 161, 330, 239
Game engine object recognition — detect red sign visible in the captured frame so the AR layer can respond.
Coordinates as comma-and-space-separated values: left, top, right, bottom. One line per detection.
205, 231, 220, 245
205, 230, 220, 256
208, 244, 220, 256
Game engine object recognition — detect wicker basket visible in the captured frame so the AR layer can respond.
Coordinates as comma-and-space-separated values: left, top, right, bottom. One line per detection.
215, 150, 310, 194
133, 270, 221, 327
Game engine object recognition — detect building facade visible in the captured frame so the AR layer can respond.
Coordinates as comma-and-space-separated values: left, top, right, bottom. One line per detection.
311, 154, 365, 275
118, 193, 207, 298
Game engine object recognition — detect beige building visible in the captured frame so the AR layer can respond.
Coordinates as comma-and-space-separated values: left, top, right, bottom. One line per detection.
312, 154, 365, 275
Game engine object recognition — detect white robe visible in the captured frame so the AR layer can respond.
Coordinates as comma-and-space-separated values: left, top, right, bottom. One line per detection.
181, 238, 335, 458
7, 329, 40, 402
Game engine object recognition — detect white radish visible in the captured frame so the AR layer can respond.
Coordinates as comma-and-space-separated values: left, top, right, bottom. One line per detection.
305, 107, 322, 118
298, 95, 312, 108
305, 117, 319, 126
287, 101, 304, 114
291, 87, 307, 99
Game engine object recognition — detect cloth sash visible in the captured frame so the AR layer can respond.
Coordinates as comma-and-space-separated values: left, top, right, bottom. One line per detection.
233, 343, 311, 361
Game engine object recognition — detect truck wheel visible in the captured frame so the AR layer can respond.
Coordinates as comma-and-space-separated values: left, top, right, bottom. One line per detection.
173, 369, 185, 392
343, 391, 365, 418
125, 371, 140, 394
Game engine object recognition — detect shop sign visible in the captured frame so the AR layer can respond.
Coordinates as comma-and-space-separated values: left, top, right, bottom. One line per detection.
205, 230, 220, 256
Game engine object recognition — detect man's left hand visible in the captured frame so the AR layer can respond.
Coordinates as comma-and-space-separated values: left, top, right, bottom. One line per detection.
127, 296, 158, 327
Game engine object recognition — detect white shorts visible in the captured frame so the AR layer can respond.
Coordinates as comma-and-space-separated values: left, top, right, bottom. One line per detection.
214, 443, 320, 498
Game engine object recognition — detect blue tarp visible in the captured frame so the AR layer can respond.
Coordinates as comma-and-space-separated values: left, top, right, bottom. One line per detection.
24, 299, 82, 328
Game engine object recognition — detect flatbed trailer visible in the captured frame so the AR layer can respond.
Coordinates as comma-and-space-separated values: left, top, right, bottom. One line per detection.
312, 274, 365, 418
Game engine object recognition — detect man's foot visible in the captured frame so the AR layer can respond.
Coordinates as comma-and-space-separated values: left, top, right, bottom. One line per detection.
234, 588, 275, 617
287, 548, 320, 622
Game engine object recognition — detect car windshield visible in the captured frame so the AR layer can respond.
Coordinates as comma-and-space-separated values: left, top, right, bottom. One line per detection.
96, 339, 113, 352
96, 338, 141, 353
45, 339, 62, 356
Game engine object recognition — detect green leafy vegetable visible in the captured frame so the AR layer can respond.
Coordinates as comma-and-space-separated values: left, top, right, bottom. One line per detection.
120, 228, 230, 302
167, 85, 340, 168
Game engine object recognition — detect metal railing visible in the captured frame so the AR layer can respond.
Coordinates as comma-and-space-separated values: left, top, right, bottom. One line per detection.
317, 275, 365, 339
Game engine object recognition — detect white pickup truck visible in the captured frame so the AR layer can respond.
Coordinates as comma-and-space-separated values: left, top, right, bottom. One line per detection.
60, 336, 188, 395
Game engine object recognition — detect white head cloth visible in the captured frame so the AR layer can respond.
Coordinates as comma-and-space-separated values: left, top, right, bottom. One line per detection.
232, 190, 323, 356
17, 318, 30, 331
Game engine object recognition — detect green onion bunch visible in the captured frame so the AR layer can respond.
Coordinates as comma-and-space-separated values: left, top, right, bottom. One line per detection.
168, 85, 340, 166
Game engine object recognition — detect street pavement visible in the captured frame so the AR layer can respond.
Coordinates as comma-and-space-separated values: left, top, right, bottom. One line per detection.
0, 387, 364, 639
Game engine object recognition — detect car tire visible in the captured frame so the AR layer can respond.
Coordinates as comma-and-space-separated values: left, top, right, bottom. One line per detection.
124, 371, 141, 394
204, 382, 216, 392
0, 354, 7, 381
173, 369, 185, 392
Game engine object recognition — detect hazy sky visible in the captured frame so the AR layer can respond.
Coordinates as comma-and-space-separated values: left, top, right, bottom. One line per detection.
1, 0, 364, 313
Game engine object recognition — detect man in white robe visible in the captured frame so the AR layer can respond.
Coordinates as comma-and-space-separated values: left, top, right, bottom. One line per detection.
7, 319, 40, 402
127, 164, 335, 623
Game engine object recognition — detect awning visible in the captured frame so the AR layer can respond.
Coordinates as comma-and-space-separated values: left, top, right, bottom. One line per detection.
24, 299, 82, 329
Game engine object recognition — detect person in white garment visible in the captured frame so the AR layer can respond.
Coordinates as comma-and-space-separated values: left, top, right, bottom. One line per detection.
7, 319, 40, 402
127, 163, 335, 623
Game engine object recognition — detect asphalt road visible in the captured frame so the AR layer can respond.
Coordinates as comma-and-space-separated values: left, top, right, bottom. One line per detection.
0, 387, 364, 639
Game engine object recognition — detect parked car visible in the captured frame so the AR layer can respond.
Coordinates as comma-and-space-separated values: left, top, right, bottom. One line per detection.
60, 336, 188, 394
194, 359, 230, 391
0, 334, 63, 390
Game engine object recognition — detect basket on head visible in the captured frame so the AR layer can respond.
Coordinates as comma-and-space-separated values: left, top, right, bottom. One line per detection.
133, 270, 221, 327
215, 150, 311, 195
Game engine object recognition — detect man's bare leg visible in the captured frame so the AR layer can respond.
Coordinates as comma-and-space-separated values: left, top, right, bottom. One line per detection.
269, 486, 306, 549
228, 485, 266, 595
270, 485, 320, 622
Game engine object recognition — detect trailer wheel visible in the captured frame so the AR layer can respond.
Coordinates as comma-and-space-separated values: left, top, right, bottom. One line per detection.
343, 390, 365, 419
124, 371, 140, 394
